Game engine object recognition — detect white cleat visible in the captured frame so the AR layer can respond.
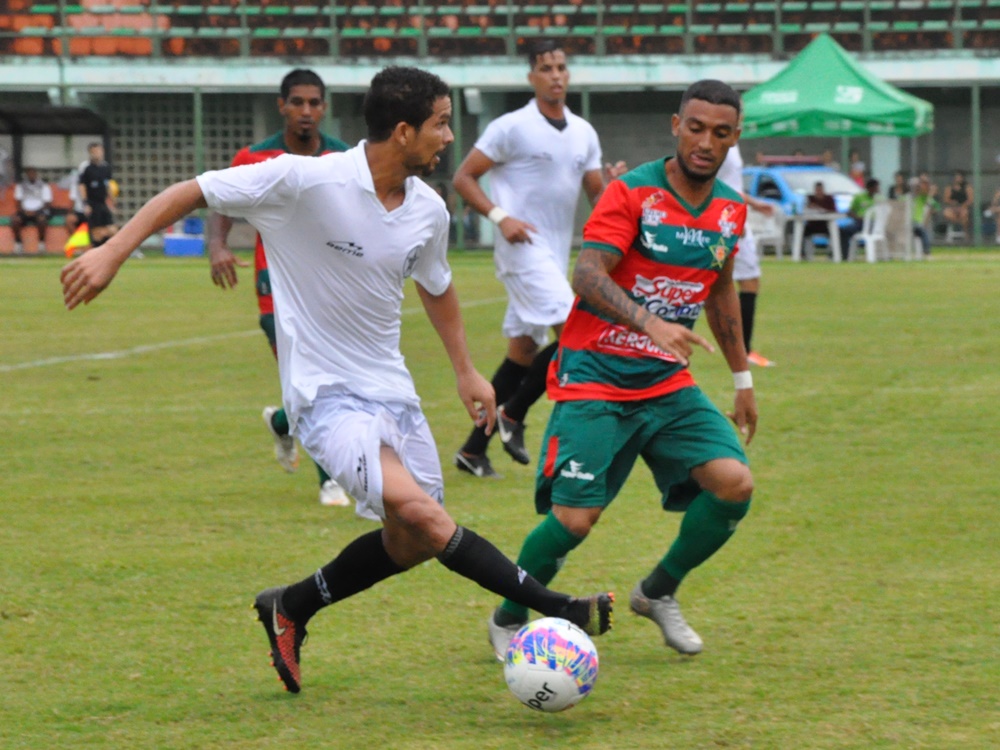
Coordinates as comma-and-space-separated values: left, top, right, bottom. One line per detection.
262, 406, 299, 473
318, 479, 350, 507
629, 583, 703, 655
487, 612, 524, 663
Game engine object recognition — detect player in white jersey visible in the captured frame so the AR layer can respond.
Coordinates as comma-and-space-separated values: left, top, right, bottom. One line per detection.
61, 66, 613, 696
453, 40, 626, 477
716, 143, 777, 367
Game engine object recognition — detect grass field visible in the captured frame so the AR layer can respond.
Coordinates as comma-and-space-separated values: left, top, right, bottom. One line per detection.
2, 250, 998, 749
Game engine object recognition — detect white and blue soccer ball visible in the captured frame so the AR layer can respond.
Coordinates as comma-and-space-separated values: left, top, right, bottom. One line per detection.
503, 617, 600, 712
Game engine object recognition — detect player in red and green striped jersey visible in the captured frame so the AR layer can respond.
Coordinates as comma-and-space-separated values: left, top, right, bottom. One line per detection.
488, 79, 758, 659
205, 69, 354, 510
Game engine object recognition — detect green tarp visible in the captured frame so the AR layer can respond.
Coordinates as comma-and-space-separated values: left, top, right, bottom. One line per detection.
741, 34, 934, 139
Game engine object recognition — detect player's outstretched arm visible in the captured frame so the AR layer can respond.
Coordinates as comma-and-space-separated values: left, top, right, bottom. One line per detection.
704, 256, 757, 444
62, 180, 208, 310
572, 248, 714, 366
415, 281, 496, 435
206, 212, 249, 289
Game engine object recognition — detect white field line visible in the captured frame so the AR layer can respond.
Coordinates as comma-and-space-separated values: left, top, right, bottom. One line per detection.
1, 295, 507, 373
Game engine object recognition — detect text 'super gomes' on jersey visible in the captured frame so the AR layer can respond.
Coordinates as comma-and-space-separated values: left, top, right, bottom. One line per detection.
231, 132, 350, 316
549, 157, 747, 403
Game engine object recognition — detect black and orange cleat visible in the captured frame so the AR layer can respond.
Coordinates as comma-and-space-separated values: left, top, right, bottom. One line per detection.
560, 592, 614, 637
253, 586, 307, 693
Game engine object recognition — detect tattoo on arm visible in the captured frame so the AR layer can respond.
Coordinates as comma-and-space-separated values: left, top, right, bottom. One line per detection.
705, 292, 742, 355
573, 250, 653, 333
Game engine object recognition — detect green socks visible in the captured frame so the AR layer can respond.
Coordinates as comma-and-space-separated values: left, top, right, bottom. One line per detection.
497, 512, 585, 624
643, 490, 750, 599
270, 407, 290, 436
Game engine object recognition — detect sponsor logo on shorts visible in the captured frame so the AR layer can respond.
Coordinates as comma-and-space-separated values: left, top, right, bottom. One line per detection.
326, 240, 364, 257
560, 460, 595, 481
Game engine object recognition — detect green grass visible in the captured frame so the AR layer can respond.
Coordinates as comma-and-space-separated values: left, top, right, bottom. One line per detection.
2, 250, 998, 749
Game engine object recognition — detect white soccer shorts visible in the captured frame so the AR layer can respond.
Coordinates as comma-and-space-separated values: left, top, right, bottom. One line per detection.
294, 389, 444, 521
499, 257, 575, 346
733, 225, 762, 282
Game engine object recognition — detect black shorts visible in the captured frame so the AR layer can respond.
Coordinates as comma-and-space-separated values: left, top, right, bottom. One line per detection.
87, 202, 114, 229
16, 210, 48, 227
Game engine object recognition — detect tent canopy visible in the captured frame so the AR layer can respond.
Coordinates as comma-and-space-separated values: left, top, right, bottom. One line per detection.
741, 34, 933, 139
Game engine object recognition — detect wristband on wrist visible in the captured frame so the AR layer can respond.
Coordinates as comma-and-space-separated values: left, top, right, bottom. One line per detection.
733, 370, 753, 390
487, 206, 509, 225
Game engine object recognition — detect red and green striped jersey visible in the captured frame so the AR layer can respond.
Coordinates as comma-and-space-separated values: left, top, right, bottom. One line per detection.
230, 132, 350, 315
549, 157, 746, 403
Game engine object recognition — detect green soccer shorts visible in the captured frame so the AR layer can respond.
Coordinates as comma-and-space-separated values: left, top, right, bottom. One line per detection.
535, 386, 748, 514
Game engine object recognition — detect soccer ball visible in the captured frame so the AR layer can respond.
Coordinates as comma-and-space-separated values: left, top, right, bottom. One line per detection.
503, 617, 600, 712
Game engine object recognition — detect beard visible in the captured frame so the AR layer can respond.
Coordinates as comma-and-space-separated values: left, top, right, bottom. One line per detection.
675, 151, 718, 185
405, 153, 440, 178
293, 127, 314, 144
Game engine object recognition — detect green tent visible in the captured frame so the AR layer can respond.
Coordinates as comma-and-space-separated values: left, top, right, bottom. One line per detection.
741, 34, 933, 139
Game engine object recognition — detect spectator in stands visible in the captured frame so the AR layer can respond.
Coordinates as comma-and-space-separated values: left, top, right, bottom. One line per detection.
887, 170, 909, 200
910, 175, 939, 256
0, 144, 12, 187
821, 149, 840, 171
942, 170, 973, 238
11, 167, 53, 253
839, 177, 880, 260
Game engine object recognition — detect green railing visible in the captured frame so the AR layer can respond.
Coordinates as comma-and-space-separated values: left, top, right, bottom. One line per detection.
2, 0, 998, 59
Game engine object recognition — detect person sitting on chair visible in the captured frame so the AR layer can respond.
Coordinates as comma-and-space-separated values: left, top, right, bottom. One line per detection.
910, 175, 939, 256
11, 167, 52, 253
803, 181, 837, 258
942, 170, 973, 239
839, 178, 879, 261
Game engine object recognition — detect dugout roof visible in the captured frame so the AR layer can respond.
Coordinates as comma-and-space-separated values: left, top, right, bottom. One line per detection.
741, 34, 934, 139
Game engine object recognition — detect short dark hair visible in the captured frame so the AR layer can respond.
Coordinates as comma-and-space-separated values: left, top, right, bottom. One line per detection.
280, 69, 325, 100
363, 66, 450, 143
528, 39, 563, 68
87, 141, 102, 150
680, 79, 742, 118
866, 178, 880, 191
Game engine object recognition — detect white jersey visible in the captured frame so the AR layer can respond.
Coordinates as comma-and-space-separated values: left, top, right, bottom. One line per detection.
197, 143, 451, 426
15, 178, 52, 212
475, 99, 602, 276
717, 145, 746, 200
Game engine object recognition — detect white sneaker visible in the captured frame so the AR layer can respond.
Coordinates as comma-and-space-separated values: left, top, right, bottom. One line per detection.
487, 613, 524, 663
318, 479, 350, 507
629, 583, 703, 655
261, 406, 298, 473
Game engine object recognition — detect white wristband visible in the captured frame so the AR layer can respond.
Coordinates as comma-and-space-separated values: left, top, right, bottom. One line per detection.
487, 206, 509, 225
733, 370, 753, 390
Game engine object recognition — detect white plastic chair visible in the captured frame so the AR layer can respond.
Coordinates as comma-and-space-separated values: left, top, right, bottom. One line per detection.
746, 205, 785, 259
847, 203, 892, 263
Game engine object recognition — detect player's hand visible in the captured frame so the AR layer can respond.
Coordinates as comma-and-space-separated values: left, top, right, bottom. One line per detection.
497, 216, 537, 244
604, 160, 628, 182
645, 318, 714, 366
208, 244, 249, 289
61, 243, 124, 310
727, 388, 758, 445
456, 368, 496, 436
754, 200, 776, 216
